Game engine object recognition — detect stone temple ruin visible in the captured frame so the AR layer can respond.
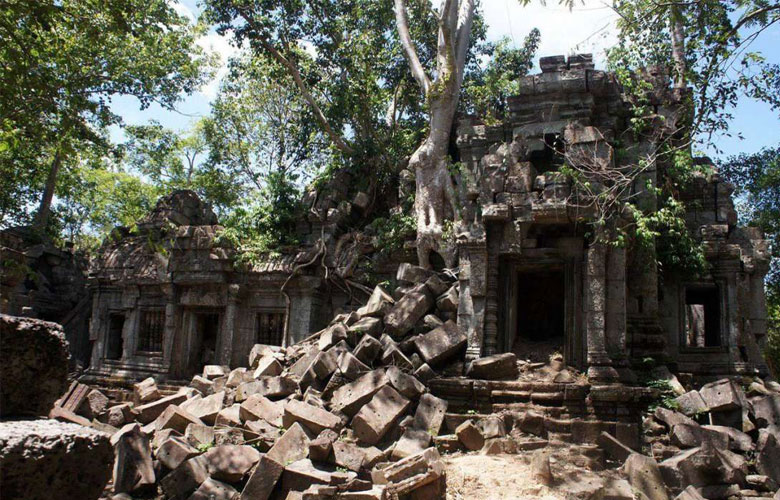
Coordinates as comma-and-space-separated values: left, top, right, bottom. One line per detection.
1, 54, 778, 500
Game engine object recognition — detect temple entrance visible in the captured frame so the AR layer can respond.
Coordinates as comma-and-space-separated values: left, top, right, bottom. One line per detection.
194, 312, 220, 366
180, 309, 223, 377
512, 268, 565, 362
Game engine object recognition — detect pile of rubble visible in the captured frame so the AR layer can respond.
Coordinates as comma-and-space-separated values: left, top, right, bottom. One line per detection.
600, 377, 780, 500
56, 264, 483, 499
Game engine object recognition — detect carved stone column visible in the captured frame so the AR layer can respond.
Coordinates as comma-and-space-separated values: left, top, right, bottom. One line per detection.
219, 284, 240, 366
484, 224, 501, 355
161, 284, 177, 372
585, 243, 619, 382
458, 234, 487, 361
605, 245, 627, 365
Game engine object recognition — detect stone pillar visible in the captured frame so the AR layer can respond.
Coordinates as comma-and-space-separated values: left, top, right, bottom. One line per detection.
161, 284, 177, 372
585, 243, 619, 382
605, 245, 627, 364
483, 224, 501, 356
219, 284, 240, 366
458, 237, 487, 361
88, 291, 104, 369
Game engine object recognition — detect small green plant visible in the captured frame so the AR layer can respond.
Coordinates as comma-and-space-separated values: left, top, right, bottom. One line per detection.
645, 379, 680, 412
336, 466, 349, 473
196, 442, 214, 453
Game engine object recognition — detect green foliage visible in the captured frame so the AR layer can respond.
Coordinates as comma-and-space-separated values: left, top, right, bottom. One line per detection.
367, 213, 417, 257
0, 0, 214, 229
645, 379, 681, 412
196, 443, 214, 453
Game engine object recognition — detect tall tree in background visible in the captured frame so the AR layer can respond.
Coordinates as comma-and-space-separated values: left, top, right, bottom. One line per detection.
0, 0, 214, 232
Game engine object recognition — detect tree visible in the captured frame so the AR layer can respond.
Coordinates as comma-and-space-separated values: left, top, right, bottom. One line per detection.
0, 0, 214, 231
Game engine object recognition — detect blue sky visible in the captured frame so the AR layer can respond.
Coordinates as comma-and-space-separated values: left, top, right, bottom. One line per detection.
110, 0, 779, 160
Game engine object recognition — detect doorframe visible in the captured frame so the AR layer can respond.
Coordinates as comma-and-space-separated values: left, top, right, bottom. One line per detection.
182, 307, 224, 376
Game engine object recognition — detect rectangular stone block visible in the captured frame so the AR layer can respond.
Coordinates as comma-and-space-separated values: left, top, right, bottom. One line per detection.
352, 385, 411, 445
413, 321, 467, 366
283, 399, 342, 435
330, 370, 388, 417
240, 394, 284, 427
134, 393, 188, 424
241, 455, 285, 500
267, 422, 314, 465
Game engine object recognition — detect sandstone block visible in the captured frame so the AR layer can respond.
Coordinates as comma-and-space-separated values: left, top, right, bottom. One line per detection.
282, 459, 356, 493
396, 263, 433, 284
249, 344, 282, 369
391, 428, 432, 460
332, 440, 367, 472
253, 356, 283, 378
413, 363, 437, 384
674, 391, 708, 416
670, 423, 729, 449
702, 425, 754, 452
267, 422, 314, 465
112, 423, 156, 494
412, 393, 448, 436
435, 286, 459, 313
654, 407, 696, 429
384, 288, 433, 338
190, 375, 214, 396
753, 394, 780, 427
309, 429, 338, 462
227, 368, 252, 387
337, 351, 370, 380
673, 486, 706, 500
466, 353, 518, 380
330, 370, 388, 417
623, 453, 669, 500
185, 423, 214, 448
241, 454, 285, 500
352, 385, 411, 445
283, 399, 342, 434
134, 392, 188, 424
756, 428, 780, 483
348, 317, 383, 341
236, 376, 297, 401
0, 419, 112, 500
455, 420, 484, 451
0, 314, 70, 417
353, 335, 382, 364
699, 379, 747, 411
155, 404, 205, 434
203, 365, 230, 380
239, 394, 284, 427
371, 447, 445, 496
106, 403, 134, 427
386, 366, 425, 399
180, 391, 225, 425
597, 431, 635, 462
157, 436, 199, 470
203, 444, 261, 482
413, 321, 467, 366
189, 477, 239, 500
160, 455, 210, 500
380, 343, 414, 370
356, 286, 394, 318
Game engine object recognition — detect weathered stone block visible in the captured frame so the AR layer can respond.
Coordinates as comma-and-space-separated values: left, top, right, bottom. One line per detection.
371, 447, 445, 496
190, 375, 214, 395
670, 423, 729, 449
268, 422, 314, 465
0, 419, 112, 500
357, 286, 395, 318
309, 429, 338, 462
134, 392, 188, 424
0, 315, 70, 417
179, 391, 224, 426
699, 379, 746, 411
282, 459, 356, 493
154, 404, 204, 434
413, 393, 448, 436
332, 440, 367, 471
189, 477, 239, 500
455, 420, 484, 451
384, 288, 434, 338
337, 351, 370, 380
249, 344, 282, 369
385, 366, 425, 399
157, 436, 199, 470
185, 423, 214, 448
353, 335, 382, 365
396, 263, 433, 284
413, 363, 437, 384
203, 444, 261, 482
236, 376, 297, 401
466, 353, 518, 380
348, 317, 383, 341
413, 321, 467, 366
240, 393, 284, 427
112, 423, 156, 494
203, 365, 230, 380
241, 454, 285, 500
214, 403, 242, 427
391, 428, 432, 460
597, 431, 634, 462
623, 453, 669, 500
753, 394, 780, 427
254, 356, 283, 378
160, 454, 209, 500
756, 428, 780, 483
283, 399, 342, 435
352, 385, 411, 445
330, 369, 388, 417
674, 391, 708, 416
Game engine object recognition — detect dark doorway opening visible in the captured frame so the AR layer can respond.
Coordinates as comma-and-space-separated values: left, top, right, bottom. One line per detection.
106, 313, 124, 360
512, 268, 566, 362
684, 286, 721, 347
195, 313, 220, 365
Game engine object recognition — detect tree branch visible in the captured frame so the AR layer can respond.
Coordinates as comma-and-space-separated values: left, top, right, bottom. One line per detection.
454, 0, 475, 85
237, 8, 354, 156
394, 0, 432, 94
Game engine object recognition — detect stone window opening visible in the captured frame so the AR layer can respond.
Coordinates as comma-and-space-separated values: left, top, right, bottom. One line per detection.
684, 286, 721, 348
256, 311, 285, 346
106, 313, 124, 360
529, 133, 565, 174
137, 309, 164, 353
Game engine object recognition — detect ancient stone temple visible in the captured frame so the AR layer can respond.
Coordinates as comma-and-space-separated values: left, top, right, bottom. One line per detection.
454, 54, 771, 380
84, 191, 345, 382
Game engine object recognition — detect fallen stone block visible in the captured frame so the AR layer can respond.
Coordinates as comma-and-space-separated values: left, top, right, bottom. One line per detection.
337, 351, 370, 380
185, 423, 214, 448
319, 322, 349, 351
240, 454, 285, 500
654, 407, 697, 429
134, 392, 189, 424
152, 427, 181, 449
746, 474, 779, 492
268, 422, 314, 465
106, 403, 134, 427
756, 428, 780, 483
227, 367, 252, 387
372, 447, 445, 496
0, 419, 113, 500
160, 454, 210, 500
240, 393, 284, 427
309, 429, 338, 462
203, 444, 261, 482
332, 441, 367, 472
352, 385, 411, 445
249, 344, 282, 369
154, 404, 204, 434
597, 431, 635, 462
670, 423, 729, 449
357, 286, 394, 318
330, 369, 388, 417
380, 343, 414, 370
78, 389, 109, 419
673, 486, 706, 500
532, 451, 553, 486
413, 320, 467, 366
49, 404, 93, 426
190, 375, 214, 395
236, 377, 297, 401
466, 353, 519, 380
386, 366, 425, 399
516, 409, 546, 437
674, 390, 709, 416
433, 434, 464, 453
203, 365, 230, 380
699, 379, 747, 411
384, 286, 433, 338
215, 403, 242, 428
623, 453, 670, 500
391, 428, 432, 460
702, 425, 754, 452
112, 423, 156, 494
413, 393, 448, 436
157, 436, 199, 470
752, 394, 780, 427
659, 442, 746, 490
348, 317, 383, 342
283, 399, 342, 435
478, 415, 506, 439
413, 363, 437, 384
189, 477, 239, 500
254, 356, 284, 378
396, 263, 433, 284
353, 335, 382, 365
0, 314, 70, 417
180, 391, 225, 425
455, 420, 485, 451
436, 286, 459, 313
282, 459, 356, 493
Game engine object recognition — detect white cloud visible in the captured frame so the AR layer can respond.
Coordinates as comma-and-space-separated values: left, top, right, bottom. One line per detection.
481, 0, 619, 68
168, 0, 196, 23
196, 32, 243, 100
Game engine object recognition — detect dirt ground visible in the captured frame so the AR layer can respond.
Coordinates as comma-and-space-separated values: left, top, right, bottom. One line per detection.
443, 452, 621, 500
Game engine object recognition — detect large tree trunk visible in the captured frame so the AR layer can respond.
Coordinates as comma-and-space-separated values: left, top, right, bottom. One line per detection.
670, 4, 686, 89
33, 149, 62, 232
395, 0, 474, 269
